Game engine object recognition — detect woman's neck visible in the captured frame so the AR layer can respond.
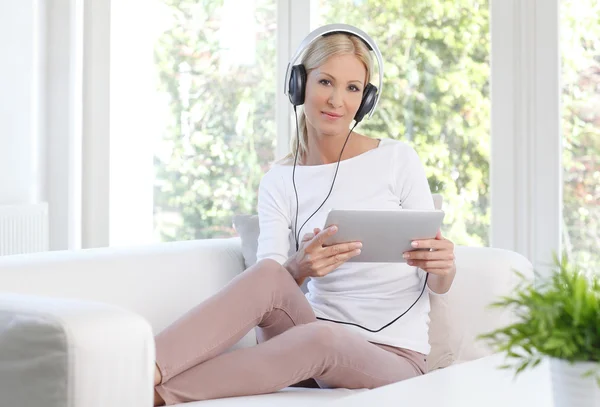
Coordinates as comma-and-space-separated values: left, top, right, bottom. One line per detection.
303, 129, 355, 166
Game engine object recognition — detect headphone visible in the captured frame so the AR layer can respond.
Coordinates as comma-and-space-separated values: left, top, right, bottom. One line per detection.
283, 25, 429, 334
284, 24, 384, 124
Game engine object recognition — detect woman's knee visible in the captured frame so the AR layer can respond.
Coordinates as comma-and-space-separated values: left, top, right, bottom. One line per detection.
297, 321, 345, 353
245, 258, 297, 290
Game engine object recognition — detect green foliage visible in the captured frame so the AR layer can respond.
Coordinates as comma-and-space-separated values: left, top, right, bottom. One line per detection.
153, 0, 492, 245
479, 254, 600, 384
153, 0, 277, 240
315, 0, 491, 246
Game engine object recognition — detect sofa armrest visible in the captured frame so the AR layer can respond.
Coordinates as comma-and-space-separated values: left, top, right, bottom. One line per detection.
447, 246, 534, 363
0, 238, 247, 337
0, 293, 155, 407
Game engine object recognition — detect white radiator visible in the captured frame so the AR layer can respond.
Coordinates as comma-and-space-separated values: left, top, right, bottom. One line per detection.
0, 203, 49, 256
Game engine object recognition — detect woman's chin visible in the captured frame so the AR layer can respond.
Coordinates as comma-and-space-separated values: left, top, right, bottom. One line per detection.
316, 121, 351, 136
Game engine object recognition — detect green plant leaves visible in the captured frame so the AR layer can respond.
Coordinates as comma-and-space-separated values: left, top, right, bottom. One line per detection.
478, 253, 600, 383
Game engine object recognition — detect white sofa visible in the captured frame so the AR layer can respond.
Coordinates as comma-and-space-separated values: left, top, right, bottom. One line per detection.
0, 237, 533, 407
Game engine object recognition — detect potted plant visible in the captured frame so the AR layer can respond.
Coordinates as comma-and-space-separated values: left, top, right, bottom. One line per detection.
479, 253, 600, 407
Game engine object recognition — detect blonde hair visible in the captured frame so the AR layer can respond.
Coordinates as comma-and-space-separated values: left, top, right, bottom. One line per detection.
283, 33, 374, 163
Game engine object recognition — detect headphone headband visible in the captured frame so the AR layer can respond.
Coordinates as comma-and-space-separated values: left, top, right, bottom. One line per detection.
283, 24, 384, 119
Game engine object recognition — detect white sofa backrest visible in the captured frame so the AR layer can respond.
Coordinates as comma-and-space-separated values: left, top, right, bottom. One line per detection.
0, 239, 246, 336
0, 237, 533, 365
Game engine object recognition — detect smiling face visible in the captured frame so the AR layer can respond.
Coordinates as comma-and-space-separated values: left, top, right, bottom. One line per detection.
303, 53, 367, 138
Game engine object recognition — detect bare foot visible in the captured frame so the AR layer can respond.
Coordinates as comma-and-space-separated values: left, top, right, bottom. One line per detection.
154, 364, 165, 406
154, 363, 162, 385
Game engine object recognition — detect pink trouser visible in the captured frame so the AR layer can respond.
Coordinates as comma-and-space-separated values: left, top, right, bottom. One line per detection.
154, 259, 427, 405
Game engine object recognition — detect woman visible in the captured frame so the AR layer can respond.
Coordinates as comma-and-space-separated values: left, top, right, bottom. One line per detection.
153, 27, 456, 406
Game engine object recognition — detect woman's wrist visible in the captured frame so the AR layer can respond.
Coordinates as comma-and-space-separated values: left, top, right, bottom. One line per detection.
284, 256, 304, 285
426, 263, 456, 294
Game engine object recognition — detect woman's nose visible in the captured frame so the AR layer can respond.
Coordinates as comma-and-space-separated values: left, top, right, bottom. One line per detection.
327, 88, 343, 108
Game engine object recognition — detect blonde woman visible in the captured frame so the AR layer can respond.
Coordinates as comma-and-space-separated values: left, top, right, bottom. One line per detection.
152, 25, 456, 406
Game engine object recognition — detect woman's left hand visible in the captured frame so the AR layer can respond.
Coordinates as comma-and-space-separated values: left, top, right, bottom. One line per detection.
403, 230, 456, 276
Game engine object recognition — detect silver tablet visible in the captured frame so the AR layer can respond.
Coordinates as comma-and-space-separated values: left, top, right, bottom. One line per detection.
322, 209, 445, 263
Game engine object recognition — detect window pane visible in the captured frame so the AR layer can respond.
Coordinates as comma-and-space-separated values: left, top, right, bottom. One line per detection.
560, 0, 600, 272
153, 0, 277, 241
311, 0, 491, 246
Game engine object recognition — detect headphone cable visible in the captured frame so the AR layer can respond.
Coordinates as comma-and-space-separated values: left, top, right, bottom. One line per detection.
290, 107, 429, 333
292, 105, 356, 251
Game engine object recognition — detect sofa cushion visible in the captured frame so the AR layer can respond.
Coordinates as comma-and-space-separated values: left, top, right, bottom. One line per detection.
232, 214, 260, 269
231, 201, 454, 372
425, 293, 454, 370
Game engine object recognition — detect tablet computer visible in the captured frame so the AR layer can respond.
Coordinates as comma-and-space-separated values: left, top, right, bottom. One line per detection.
322, 209, 445, 263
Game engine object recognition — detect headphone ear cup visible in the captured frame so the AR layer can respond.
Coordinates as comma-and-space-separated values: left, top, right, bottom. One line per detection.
288, 65, 307, 106
354, 83, 377, 123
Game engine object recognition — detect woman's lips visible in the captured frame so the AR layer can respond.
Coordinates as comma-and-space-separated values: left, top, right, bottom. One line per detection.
322, 111, 343, 119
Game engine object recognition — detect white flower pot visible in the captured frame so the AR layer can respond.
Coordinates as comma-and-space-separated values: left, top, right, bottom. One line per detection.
550, 357, 600, 407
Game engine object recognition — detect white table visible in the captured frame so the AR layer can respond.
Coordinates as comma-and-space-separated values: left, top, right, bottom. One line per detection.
326, 353, 553, 406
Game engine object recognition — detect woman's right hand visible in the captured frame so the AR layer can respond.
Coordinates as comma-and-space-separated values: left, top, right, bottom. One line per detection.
284, 225, 362, 284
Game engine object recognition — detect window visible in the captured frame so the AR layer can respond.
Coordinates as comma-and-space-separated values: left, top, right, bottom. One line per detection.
149, 0, 278, 241
560, 0, 600, 272
78, 0, 564, 269
311, 0, 491, 246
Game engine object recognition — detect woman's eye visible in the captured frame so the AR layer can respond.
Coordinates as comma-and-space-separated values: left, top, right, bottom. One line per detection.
349, 85, 360, 92
319, 79, 331, 86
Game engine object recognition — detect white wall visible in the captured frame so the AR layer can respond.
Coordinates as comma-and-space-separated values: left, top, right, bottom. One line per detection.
0, 0, 45, 206
46, 0, 83, 251
0, 0, 82, 251
0, 0, 155, 251
81, 0, 110, 249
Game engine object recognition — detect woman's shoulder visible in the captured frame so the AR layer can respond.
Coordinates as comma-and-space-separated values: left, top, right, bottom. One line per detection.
376, 138, 421, 160
259, 159, 293, 190
378, 137, 413, 151
272, 155, 295, 167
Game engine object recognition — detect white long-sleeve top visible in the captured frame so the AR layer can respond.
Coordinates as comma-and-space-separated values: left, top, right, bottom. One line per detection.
256, 138, 435, 354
